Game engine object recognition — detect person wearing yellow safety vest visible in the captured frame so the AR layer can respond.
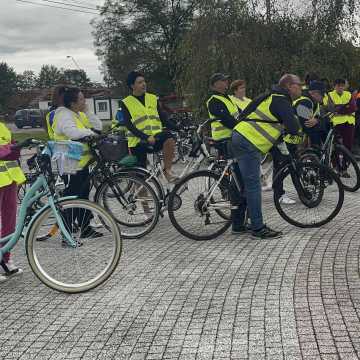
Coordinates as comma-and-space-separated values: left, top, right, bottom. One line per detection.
120, 71, 179, 182
52, 86, 103, 239
323, 79, 356, 158
274, 81, 327, 205
206, 73, 241, 155
0, 119, 27, 282
206, 73, 248, 234
229, 79, 252, 112
46, 85, 97, 140
231, 74, 301, 239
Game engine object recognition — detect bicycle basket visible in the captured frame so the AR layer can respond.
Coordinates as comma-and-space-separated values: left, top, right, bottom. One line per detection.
47, 141, 83, 175
98, 135, 128, 161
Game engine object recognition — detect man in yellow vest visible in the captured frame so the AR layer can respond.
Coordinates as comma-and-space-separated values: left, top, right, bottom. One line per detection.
206, 73, 248, 234
323, 78, 356, 158
274, 81, 326, 205
121, 71, 178, 182
231, 74, 301, 239
0, 118, 27, 281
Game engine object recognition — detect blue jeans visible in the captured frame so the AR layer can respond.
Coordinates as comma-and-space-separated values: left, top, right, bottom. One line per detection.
231, 131, 264, 231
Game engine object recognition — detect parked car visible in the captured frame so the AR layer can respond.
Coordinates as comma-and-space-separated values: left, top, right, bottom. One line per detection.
15, 109, 43, 129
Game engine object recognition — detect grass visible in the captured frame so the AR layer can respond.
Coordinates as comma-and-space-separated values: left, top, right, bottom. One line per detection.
13, 130, 49, 143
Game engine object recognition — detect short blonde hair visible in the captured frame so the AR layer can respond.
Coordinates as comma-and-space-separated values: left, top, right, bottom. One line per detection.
230, 79, 246, 92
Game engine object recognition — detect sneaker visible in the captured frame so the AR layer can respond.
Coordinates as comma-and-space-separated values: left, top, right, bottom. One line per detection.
0, 273, 7, 282
79, 226, 103, 239
279, 194, 296, 205
262, 184, 273, 192
1, 260, 23, 277
61, 238, 83, 247
252, 225, 282, 239
231, 224, 251, 235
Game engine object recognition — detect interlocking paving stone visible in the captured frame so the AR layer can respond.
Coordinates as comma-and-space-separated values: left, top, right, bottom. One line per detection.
1, 171, 360, 359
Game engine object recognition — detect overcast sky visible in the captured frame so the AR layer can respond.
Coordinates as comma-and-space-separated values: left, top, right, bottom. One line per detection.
1, 0, 104, 83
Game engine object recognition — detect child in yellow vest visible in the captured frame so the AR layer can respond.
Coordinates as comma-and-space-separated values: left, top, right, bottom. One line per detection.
0, 120, 26, 282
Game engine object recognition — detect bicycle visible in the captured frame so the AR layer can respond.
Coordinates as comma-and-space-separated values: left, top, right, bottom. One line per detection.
124, 119, 217, 215
0, 140, 122, 293
300, 123, 360, 192
84, 134, 161, 239
167, 142, 344, 240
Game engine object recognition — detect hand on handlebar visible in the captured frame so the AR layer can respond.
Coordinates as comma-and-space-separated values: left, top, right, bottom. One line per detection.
147, 136, 156, 145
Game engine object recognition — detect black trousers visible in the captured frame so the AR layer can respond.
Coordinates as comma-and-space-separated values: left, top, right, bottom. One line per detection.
62, 167, 92, 230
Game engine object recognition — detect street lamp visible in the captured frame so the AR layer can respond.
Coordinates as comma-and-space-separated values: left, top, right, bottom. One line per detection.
66, 55, 81, 71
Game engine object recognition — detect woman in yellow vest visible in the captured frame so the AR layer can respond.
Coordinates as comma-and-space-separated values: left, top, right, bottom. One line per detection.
323, 78, 356, 155
229, 79, 252, 111
0, 119, 27, 281
52, 87, 103, 238
121, 71, 179, 182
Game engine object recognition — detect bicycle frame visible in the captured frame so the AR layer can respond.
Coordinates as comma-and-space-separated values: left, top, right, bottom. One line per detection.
0, 175, 76, 262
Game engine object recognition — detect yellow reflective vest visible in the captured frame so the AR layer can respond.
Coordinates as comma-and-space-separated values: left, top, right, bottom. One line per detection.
47, 110, 91, 140
234, 94, 284, 154
229, 95, 252, 111
284, 95, 320, 145
123, 93, 162, 148
52, 112, 92, 168
0, 122, 26, 187
206, 95, 239, 141
323, 90, 355, 125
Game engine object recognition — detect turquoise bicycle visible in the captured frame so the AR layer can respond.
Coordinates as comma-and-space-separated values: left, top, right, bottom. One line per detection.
0, 140, 122, 293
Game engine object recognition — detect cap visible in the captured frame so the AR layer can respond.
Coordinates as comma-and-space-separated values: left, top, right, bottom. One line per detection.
210, 73, 230, 86
308, 81, 326, 95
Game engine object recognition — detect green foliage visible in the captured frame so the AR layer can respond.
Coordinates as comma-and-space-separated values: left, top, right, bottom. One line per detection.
37, 65, 63, 88
92, 0, 198, 95
0, 62, 18, 114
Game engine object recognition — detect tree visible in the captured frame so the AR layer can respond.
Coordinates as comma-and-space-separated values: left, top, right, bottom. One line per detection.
0, 62, 18, 114
16, 70, 37, 91
61, 69, 93, 87
177, 0, 360, 116
92, 0, 198, 95
37, 65, 62, 88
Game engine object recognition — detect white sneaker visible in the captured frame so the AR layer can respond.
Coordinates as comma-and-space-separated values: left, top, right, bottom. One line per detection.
3, 259, 23, 276
262, 183, 273, 192
0, 273, 8, 282
279, 195, 296, 205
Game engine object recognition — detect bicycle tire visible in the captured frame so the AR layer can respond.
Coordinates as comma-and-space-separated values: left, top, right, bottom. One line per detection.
26, 199, 122, 293
94, 173, 160, 239
332, 144, 360, 192
168, 170, 231, 240
273, 161, 344, 228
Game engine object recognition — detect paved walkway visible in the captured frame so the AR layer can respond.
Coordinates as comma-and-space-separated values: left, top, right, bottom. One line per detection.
1, 188, 360, 359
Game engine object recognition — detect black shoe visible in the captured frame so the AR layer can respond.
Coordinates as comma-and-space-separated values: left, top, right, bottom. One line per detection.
36, 233, 52, 242
252, 225, 282, 239
80, 226, 103, 238
231, 224, 251, 235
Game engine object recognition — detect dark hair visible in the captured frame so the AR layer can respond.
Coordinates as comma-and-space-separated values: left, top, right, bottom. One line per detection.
51, 84, 67, 108
304, 72, 320, 86
63, 87, 81, 109
126, 71, 144, 89
334, 78, 346, 85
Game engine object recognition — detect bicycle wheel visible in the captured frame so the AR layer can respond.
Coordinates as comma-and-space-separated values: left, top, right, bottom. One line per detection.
274, 161, 344, 228
95, 173, 160, 239
331, 144, 360, 192
26, 199, 122, 293
168, 170, 231, 240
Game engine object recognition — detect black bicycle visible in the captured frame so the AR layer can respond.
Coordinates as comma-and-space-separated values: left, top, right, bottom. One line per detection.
299, 123, 360, 192
167, 144, 344, 240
